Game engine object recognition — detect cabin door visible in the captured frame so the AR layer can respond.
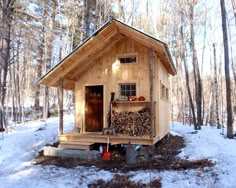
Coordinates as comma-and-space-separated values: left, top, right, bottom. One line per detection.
85, 85, 104, 132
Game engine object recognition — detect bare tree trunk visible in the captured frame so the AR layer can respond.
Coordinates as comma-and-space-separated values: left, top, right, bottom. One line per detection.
226, 14, 236, 87
85, 0, 91, 38
209, 83, 215, 126
201, 3, 207, 124
189, 3, 202, 129
220, 0, 233, 139
208, 49, 215, 126
80, 0, 92, 42
226, 12, 236, 126
213, 43, 220, 128
220, 58, 225, 128
118, 0, 125, 21
15, 39, 22, 122
34, 3, 47, 113
0, 0, 15, 129
20, 50, 27, 123
95, 0, 114, 28
43, 0, 57, 120
9, 67, 16, 122
231, 0, 236, 27
180, 12, 197, 127
173, 2, 185, 124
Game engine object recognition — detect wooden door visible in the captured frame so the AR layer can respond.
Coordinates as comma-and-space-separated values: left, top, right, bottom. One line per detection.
85, 85, 103, 132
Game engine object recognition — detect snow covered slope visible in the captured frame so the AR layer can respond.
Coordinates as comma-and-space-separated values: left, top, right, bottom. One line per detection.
0, 119, 235, 188
0, 116, 74, 175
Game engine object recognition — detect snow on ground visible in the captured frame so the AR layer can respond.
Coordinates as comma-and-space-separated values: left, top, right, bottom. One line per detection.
0, 116, 74, 175
0, 119, 235, 188
130, 123, 236, 188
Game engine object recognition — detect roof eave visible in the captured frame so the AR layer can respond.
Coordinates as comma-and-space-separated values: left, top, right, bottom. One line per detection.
164, 44, 177, 76
37, 17, 177, 86
37, 18, 116, 85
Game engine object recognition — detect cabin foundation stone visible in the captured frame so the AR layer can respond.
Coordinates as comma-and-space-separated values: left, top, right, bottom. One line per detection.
43, 146, 101, 160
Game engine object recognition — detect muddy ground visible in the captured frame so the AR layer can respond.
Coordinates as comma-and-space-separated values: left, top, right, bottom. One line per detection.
33, 134, 214, 187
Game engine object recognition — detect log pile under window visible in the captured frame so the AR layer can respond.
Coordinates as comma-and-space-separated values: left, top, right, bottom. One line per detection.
111, 108, 151, 136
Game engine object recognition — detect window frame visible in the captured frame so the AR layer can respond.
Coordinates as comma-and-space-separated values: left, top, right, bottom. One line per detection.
119, 83, 137, 97
160, 81, 169, 101
117, 53, 138, 65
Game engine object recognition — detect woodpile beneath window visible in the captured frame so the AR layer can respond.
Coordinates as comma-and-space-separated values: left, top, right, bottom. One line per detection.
111, 108, 151, 136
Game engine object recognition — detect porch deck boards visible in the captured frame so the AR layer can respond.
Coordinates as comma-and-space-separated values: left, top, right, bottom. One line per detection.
59, 132, 160, 145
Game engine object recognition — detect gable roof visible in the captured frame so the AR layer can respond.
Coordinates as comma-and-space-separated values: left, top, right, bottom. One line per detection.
38, 18, 176, 90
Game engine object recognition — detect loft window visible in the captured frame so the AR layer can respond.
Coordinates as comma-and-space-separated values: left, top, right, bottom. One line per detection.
120, 83, 136, 97
119, 56, 136, 64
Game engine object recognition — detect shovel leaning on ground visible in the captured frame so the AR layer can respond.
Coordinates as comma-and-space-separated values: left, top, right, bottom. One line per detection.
103, 136, 111, 160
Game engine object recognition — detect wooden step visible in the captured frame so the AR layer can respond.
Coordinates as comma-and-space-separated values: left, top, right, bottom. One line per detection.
59, 141, 94, 150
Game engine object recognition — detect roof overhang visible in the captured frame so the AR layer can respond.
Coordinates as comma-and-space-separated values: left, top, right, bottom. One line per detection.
38, 18, 176, 90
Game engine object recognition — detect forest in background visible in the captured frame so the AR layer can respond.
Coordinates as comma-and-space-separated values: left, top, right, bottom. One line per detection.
0, 0, 235, 138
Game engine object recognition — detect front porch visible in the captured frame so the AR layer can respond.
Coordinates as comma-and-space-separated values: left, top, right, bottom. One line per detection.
59, 132, 160, 148
56, 78, 159, 149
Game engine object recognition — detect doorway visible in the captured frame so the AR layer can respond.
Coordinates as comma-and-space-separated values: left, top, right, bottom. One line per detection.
85, 85, 103, 132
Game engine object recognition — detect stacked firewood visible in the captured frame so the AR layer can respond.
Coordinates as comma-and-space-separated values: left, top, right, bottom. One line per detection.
111, 108, 151, 136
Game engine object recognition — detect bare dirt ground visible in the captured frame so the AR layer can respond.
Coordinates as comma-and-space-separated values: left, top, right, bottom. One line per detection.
33, 134, 214, 187
88, 174, 161, 188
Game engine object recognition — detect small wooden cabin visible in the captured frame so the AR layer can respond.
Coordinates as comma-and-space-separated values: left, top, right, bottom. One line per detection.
38, 18, 176, 149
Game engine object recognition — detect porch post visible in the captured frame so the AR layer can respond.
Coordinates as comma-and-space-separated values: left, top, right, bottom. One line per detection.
149, 48, 155, 138
58, 78, 64, 135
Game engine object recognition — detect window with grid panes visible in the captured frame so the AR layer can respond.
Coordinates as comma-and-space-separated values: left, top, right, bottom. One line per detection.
119, 84, 136, 97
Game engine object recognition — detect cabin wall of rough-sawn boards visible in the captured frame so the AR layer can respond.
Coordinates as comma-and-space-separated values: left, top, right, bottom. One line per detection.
74, 37, 170, 140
